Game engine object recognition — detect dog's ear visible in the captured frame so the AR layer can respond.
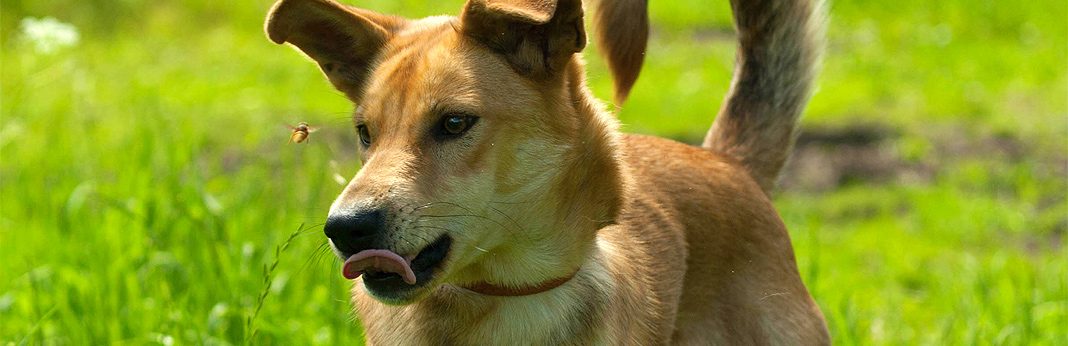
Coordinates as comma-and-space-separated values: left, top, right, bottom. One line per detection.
461, 0, 586, 78
588, 0, 648, 104
265, 0, 404, 101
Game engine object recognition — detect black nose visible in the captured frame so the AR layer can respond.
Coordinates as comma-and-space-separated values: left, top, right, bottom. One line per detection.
324, 208, 386, 254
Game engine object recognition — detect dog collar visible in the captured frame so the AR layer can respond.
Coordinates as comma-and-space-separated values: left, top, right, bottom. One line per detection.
460, 271, 578, 297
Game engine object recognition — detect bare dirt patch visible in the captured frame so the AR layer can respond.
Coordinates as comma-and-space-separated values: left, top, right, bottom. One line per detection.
778, 124, 1064, 192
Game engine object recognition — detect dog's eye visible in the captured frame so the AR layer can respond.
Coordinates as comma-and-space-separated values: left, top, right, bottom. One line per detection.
357, 124, 371, 146
439, 114, 478, 138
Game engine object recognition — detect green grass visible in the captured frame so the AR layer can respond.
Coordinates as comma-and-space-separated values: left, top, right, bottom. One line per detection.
1, 0, 1065, 344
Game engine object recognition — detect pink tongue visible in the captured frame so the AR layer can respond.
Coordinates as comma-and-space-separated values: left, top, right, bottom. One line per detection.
342, 250, 417, 285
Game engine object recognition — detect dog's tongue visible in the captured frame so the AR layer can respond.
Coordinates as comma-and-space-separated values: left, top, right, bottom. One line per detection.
342, 250, 417, 285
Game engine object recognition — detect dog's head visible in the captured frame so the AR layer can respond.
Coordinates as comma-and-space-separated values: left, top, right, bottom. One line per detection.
266, 0, 627, 303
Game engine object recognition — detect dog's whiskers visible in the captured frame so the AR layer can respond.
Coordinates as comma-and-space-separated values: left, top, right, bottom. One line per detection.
410, 225, 488, 253
409, 201, 467, 212
298, 241, 335, 276
294, 222, 327, 238
416, 213, 519, 235
488, 206, 524, 234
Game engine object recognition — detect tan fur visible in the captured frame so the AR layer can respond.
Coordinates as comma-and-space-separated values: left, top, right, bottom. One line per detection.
704, 0, 826, 193
586, 0, 648, 103
266, 0, 828, 344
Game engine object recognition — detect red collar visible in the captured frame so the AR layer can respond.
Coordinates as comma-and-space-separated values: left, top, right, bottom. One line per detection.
460, 272, 578, 297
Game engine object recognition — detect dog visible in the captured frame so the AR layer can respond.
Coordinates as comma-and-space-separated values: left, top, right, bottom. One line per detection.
265, 0, 828, 343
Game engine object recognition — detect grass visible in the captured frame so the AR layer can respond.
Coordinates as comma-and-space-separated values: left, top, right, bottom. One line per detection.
1, 0, 1065, 344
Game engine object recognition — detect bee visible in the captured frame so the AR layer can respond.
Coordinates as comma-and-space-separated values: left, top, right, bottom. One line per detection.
287, 122, 318, 144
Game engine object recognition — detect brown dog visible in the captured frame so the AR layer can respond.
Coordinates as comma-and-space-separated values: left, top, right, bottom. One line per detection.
265, 0, 828, 343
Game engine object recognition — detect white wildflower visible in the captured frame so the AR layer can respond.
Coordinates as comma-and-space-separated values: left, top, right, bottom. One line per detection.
19, 17, 80, 54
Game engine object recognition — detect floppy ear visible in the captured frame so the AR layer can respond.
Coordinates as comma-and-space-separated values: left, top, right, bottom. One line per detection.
588, 0, 648, 104
265, 0, 405, 101
460, 0, 586, 78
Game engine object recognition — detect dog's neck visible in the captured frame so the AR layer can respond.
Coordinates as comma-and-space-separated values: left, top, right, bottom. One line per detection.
418, 244, 616, 344
356, 229, 655, 345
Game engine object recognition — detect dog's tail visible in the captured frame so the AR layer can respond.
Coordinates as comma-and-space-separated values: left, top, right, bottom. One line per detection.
703, 0, 825, 194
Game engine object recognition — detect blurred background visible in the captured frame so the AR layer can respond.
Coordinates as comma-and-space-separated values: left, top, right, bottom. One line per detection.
1, 0, 1065, 344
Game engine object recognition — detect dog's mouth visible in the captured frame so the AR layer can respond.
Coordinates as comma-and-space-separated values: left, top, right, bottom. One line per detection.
341, 235, 452, 295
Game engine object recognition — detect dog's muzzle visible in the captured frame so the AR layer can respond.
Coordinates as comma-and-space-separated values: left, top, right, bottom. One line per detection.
324, 207, 452, 299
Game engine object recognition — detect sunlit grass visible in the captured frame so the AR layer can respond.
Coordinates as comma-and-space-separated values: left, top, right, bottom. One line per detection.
1, 0, 1065, 344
